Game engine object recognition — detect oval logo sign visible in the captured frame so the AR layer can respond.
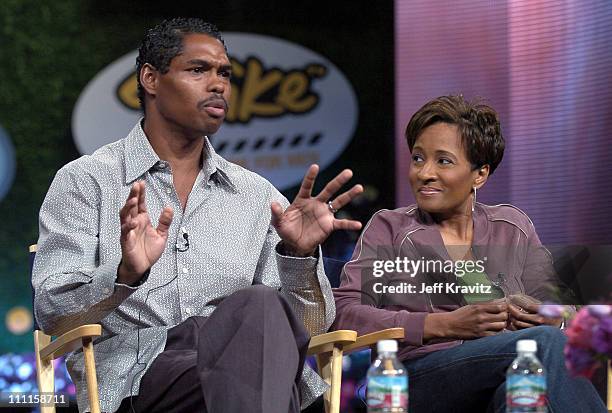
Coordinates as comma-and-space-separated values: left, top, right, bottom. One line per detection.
72, 32, 358, 190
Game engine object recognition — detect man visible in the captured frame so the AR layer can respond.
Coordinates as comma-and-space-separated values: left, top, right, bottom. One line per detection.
33, 18, 363, 413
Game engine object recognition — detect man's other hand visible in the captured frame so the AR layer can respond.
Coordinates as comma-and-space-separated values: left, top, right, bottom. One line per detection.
270, 164, 363, 257
117, 181, 174, 285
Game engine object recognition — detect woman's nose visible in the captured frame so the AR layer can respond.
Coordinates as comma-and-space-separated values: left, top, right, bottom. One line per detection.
416, 161, 436, 181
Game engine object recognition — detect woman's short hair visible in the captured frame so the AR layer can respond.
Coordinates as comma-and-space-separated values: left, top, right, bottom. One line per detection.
405, 95, 505, 174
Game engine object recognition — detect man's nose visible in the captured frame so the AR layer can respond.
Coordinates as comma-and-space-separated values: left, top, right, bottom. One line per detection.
208, 74, 226, 94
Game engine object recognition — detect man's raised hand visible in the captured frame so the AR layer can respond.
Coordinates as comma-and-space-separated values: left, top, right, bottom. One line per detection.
271, 164, 363, 256
117, 181, 174, 285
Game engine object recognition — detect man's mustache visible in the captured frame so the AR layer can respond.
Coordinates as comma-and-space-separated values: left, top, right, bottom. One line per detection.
198, 95, 229, 112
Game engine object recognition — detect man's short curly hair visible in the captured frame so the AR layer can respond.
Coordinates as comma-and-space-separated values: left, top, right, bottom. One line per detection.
136, 17, 227, 112
405, 95, 505, 174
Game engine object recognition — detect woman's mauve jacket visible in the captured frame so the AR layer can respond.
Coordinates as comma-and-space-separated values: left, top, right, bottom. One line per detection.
332, 203, 561, 361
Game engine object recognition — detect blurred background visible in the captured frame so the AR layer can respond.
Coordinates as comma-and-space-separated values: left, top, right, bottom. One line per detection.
0, 0, 611, 411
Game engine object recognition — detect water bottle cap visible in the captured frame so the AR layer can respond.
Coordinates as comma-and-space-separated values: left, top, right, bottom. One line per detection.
516, 339, 537, 353
377, 339, 398, 353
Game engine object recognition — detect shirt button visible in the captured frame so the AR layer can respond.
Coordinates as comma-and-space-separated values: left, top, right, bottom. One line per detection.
103, 287, 111, 294
166, 188, 172, 194
157, 161, 168, 169
182, 268, 189, 274
185, 308, 192, 315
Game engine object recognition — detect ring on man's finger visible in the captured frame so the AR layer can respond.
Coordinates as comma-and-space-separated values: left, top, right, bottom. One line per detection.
327, 201, 338, 214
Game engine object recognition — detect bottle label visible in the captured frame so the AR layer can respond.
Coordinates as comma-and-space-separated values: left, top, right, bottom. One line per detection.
506, 375, 547, 409
367, 376, 408, 410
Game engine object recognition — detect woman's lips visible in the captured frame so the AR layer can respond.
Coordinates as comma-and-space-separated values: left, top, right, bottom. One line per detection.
418, 187, 442, 195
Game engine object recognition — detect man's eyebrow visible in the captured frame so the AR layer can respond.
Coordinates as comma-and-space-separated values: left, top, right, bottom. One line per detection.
186, 59, 212, 66
186, 59, 232, 71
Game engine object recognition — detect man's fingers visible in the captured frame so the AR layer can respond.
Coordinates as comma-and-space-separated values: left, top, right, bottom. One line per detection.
120, 184, 140, 221
120, 221, 138, 248
329, 184, 363, 210
121, 220, 137, 232
120, 197, 138, 223
270, 202, 284, 227
156, 207, 174, 236
333, 218, 363, 231
296, 164, 319, 199
129, 183, 140, 218
127, 182, 138, 199
120, 220, 137, 242
138, 181, 148, 213
316, 169, 353, 201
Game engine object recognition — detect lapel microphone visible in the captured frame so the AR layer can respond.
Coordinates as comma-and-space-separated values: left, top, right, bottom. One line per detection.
175, 227, 190, 252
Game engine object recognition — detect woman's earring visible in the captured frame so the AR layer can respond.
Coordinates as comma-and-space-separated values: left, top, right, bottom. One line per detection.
472, 187, 477, 212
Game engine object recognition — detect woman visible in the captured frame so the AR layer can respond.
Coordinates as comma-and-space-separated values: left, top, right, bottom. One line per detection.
332, 96, 606, 412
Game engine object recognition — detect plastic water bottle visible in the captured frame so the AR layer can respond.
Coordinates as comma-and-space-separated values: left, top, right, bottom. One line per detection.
366, 340, 408, 412
506, 339, 547, 412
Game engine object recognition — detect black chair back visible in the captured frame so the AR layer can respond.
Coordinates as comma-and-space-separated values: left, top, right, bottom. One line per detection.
322, 257, 346, 289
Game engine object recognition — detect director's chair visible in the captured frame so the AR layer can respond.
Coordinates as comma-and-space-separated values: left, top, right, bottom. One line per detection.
31, 246, 404, 413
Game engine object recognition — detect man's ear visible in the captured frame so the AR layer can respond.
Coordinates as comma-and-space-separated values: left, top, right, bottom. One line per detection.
140, 63, 158, 98
473, 164, 490, 190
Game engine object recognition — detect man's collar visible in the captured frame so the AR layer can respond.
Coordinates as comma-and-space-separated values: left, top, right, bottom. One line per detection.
201, 135, 238, 192
123, 120, 237, 192
124, 121, 160, 183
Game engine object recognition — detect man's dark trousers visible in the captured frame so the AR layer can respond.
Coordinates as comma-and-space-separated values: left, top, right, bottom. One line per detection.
115, 285, 310, 413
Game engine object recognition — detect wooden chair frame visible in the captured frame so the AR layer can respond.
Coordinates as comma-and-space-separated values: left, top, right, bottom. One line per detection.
307, 328, 404, 413
34, 325, 102, 413
34, 323, 403, 413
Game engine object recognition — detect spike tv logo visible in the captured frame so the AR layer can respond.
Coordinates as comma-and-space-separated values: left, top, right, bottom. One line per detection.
72, 33, 358, 190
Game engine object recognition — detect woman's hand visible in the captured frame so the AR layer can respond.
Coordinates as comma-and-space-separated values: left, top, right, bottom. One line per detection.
424, 300, 508, 340
508, 305, 563, 329
507, 294, 563, 329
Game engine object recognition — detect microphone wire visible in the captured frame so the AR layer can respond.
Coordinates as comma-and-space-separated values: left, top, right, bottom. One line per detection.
129, 269, 179, 413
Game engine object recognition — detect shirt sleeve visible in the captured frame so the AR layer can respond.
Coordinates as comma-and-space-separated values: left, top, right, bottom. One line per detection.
32, 163, 137, 336
252, 185, 335, 336
332, 210, 430, 346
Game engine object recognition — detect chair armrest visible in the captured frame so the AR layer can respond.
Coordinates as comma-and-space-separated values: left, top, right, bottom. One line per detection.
343, 328, 404, 353
39, 324, 102, 360
307, 330, 357, 356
